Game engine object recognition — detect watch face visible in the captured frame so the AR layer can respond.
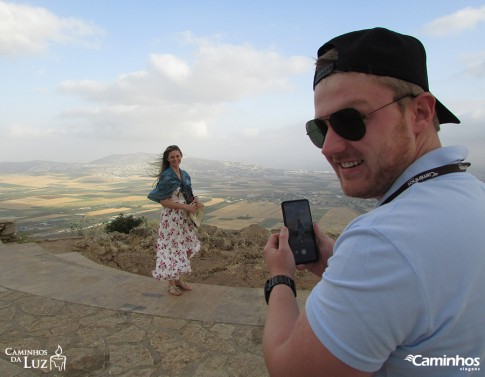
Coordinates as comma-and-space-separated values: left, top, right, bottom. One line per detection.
272, 276, 288, 286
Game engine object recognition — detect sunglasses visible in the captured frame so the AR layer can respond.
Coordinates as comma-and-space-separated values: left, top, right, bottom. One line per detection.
305, 94, 416, 148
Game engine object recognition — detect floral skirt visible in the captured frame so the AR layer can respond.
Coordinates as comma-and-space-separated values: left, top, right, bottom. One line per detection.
152, 204, 200, 281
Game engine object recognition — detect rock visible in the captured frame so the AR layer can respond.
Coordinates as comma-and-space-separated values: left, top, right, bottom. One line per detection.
0, 219, 16, 243
43, 223, 323, 289
64, 344, 109, 376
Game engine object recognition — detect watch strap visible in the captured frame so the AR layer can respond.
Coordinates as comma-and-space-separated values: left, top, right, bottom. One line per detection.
264, 275, 296, 304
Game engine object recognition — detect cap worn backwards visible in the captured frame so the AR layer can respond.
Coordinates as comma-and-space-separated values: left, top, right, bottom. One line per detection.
313, 27, 460, 125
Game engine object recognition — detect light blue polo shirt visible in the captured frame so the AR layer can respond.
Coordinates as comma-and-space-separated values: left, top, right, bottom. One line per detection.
306, 146, 485, 376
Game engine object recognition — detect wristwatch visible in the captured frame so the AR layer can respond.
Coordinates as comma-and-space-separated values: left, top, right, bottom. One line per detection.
264, 275, 296, 304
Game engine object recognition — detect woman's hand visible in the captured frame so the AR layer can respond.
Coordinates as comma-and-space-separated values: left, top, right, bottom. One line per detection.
185, 202, 197, 214
193, 197, 204, 209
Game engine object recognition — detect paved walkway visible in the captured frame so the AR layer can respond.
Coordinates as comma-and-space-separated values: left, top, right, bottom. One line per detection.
0, 241, 309, 376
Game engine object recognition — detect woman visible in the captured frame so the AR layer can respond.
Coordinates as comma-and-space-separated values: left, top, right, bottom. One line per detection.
148, 145, 202, 296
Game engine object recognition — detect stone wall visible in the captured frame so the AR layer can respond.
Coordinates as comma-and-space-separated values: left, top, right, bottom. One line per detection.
0, 219, 16, 243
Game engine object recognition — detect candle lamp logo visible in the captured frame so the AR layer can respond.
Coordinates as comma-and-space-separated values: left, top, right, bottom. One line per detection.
49, 345, 67, 371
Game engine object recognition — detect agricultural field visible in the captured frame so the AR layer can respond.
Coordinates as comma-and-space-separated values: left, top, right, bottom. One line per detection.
0, 160, 375, 238
317, 207, 360, 234
204, 200, 283, 230
0, 173, 154, 238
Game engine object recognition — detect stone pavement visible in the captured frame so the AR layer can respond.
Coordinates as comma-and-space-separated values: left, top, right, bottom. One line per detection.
0, 241, 310, 376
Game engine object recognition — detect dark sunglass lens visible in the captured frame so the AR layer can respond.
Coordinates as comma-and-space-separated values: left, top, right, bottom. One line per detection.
329, 108, 366, 141
306, 119, 327, 148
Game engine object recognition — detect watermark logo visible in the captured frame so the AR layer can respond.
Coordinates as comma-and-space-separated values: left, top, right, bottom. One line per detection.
5, 345, 67, 372
405, 354, 480, 372
404, 354, 418, 364
50, 345, 67, 371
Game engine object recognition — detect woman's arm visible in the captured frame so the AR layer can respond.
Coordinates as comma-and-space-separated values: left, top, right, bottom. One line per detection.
160, 198, 197, 214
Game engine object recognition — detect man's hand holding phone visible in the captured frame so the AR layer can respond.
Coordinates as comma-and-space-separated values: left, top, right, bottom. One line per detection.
281, 199, 319, 265
264, 224, 335, 278
264, 199, 336, 279
299, 223, 335, 277
263, 227, 297, 278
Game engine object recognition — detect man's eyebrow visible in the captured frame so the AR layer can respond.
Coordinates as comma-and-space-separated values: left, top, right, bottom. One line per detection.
316, 99, 369, 119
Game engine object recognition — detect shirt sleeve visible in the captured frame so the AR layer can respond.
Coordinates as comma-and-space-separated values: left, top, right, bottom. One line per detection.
147, 171, 180, 203
305, 223, 429, 373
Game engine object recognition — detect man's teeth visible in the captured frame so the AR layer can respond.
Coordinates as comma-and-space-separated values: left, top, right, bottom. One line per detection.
340, 161, 362, 168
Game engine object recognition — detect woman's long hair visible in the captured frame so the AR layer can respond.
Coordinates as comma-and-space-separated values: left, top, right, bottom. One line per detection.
149, 145, 183, 183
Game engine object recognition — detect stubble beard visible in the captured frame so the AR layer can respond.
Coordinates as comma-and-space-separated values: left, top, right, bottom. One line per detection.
340, 118, 415, 200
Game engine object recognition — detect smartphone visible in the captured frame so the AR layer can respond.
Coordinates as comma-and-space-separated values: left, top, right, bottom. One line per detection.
281, 199, 319, 264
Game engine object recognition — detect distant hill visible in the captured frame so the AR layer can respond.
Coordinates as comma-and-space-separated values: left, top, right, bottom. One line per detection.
88, 153, 275, 173
0, 160, 84, 174
88, 153, 156, 166
0, 153, 286, 177
2, 153, 482, 182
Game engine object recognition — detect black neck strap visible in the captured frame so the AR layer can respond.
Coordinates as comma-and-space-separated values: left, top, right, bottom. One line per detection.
380, 162, 471, 206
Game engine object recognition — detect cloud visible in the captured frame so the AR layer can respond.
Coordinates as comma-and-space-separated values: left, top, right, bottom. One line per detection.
7, 124, 63, 138
150, 54, 190, 82
422, 6, 485, 37
241, 128, 260, 138
0, 0, 103, 57
60, 33, 311, 102
183, 32, 310, 101
55, 35, 313, 145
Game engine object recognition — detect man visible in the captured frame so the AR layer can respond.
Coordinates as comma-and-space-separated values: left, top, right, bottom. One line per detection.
263, 27, 485, 376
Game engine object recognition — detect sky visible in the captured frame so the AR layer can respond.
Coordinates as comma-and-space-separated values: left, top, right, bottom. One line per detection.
1, 1, 485, 171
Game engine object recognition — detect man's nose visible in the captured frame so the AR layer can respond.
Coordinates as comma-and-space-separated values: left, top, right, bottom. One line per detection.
321, 125, 347, 156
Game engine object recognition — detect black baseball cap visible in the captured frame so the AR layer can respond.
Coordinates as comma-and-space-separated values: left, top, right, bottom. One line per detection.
313, 27, 460, 124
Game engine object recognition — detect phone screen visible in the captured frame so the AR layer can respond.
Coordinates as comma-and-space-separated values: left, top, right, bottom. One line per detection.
281, 199, 319, 264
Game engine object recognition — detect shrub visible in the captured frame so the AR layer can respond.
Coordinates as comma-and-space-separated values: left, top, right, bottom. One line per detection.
105, 213, 147, 234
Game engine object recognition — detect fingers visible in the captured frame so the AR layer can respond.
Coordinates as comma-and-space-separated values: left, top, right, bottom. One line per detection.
264, 227, 288, 249
279, 226, 289, 244
264, 232, 280, 250
264, 227, 296, 278
313, 223, 325, 248
306, 222, 334, 276
192, 201, 203, 209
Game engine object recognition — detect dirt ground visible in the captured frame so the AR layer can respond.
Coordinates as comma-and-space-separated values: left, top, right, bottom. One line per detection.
35, 224, 325, 290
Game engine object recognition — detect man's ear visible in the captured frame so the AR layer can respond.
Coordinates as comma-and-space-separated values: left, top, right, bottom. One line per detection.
412, 92, 436, 133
